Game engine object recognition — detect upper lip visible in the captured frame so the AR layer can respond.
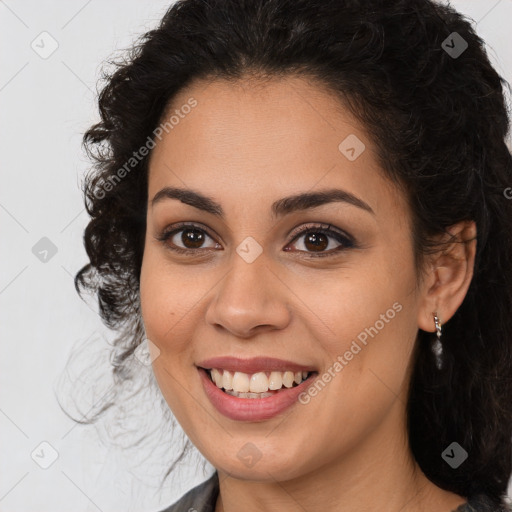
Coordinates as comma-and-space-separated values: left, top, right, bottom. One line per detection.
196, 356, 317, 374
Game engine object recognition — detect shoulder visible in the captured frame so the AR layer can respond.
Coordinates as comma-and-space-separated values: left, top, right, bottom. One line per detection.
453, 494, 512, 512
157, 471, 219, 512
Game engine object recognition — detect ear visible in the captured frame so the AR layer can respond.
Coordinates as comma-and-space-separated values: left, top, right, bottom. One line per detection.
417, 220, 477, 332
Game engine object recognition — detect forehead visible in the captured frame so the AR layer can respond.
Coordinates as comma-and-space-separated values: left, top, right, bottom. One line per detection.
147, 75, 406, 222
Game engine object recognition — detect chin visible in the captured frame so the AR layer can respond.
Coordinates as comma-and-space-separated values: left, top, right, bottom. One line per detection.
209, 447, 314, 482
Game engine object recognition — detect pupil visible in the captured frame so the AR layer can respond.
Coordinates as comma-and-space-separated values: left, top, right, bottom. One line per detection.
305, 232, 327, 252
182, 228, 204, 249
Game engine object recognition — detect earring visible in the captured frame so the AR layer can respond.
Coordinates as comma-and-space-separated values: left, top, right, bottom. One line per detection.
432, 312, 443, 370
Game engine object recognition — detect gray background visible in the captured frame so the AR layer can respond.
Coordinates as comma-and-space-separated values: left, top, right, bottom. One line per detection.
1, 1, 511, 511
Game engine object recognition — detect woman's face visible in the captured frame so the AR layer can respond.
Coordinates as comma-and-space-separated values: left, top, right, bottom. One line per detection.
140, 76, 427, 481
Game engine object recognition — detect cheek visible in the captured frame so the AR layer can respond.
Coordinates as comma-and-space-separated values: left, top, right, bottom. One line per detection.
139, 251, 199, 422
304, 263, 413, 349
303, 254, 418, 399
139, 248, 191, 359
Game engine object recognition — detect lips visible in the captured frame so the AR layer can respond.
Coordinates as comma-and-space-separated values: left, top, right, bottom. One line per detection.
196, 356, 319, 421
196, 356, 317, 374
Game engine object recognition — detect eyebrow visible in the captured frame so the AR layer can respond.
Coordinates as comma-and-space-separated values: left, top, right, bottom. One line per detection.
151, 186, 375, 217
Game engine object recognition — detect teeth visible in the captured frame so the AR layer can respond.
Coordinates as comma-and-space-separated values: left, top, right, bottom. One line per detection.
268, 371, 282, 390
250, 372, 269, 393
211, 368, 222, 386
208, 368, 311, 394
282, 371, 294, 388
232, 372, 250, 392
225, 390, 275, 399
222, 370, 233, 390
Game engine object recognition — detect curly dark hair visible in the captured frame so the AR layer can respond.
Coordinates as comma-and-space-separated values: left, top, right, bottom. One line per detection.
73, 0, 512, 505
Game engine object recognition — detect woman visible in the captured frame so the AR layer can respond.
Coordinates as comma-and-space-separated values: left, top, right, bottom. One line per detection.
74, 0, 512, 510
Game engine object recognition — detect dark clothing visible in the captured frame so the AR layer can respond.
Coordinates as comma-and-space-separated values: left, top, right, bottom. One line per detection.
159, 472, 219, 512
158, 471, 509, 512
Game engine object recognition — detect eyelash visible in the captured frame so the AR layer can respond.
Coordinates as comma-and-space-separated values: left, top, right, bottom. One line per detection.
155, 222, 355, 258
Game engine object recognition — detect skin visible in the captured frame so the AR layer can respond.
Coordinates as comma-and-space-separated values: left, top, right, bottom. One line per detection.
139, 75, 477, 512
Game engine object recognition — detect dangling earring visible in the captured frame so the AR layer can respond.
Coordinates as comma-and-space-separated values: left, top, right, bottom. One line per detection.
432, 312, 443, 370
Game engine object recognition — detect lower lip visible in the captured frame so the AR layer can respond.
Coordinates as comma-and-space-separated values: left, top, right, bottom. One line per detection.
198, 367, 317, 422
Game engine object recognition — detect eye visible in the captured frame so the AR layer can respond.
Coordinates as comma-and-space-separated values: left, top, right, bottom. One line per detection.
285, 223, 355, 257
155, 223, 221, 255
155, 222, 355, 257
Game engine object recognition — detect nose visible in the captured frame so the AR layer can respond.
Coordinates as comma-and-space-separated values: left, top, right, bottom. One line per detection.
204, 249, 291, 338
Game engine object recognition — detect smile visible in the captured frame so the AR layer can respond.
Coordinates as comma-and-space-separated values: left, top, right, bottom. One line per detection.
207, 368, 313, 397
196, 356, 319, 421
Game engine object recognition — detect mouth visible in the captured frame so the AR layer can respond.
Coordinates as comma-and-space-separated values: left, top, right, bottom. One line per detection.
202, 367, 316, 398
196, 358, 319, 421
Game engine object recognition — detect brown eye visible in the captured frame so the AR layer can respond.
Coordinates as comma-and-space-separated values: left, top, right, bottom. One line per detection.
156, 222, 355, 258
156, 223, 220, 254
285, 224, 355, 257
302, 232, 329, 252
180, 227, 207, 249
